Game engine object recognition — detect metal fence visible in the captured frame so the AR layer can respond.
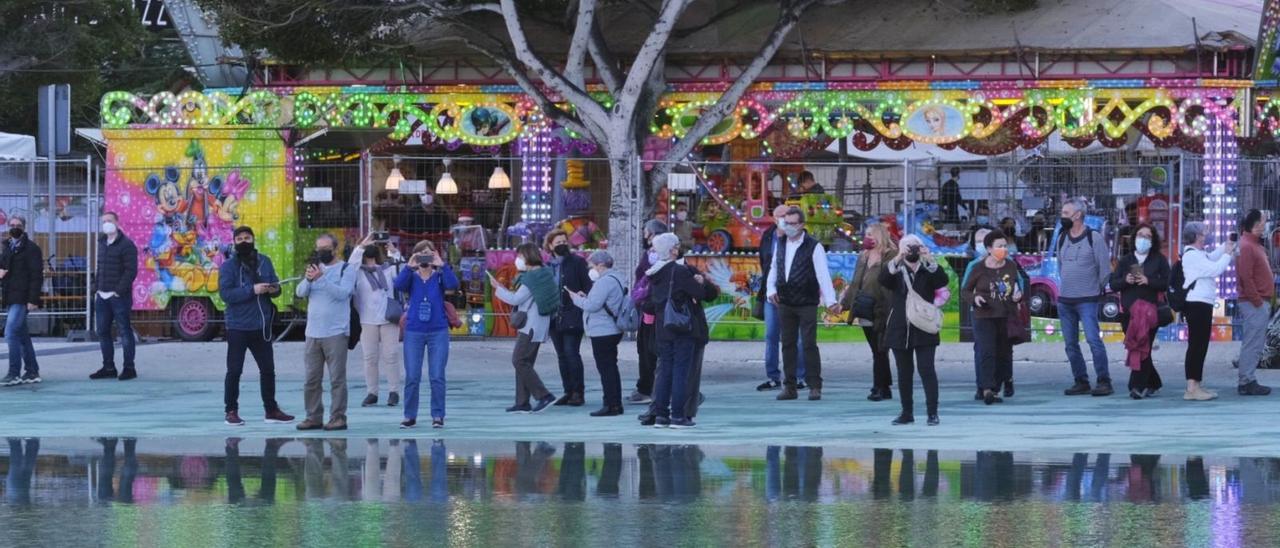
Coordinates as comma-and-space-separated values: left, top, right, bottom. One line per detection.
0, 157, 95, 336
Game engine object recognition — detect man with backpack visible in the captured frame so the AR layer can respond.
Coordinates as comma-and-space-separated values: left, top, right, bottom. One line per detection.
1057, 199, 1114, 397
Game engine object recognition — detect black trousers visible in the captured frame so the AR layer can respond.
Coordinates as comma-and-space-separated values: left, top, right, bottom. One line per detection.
974, 317, 1013, 391
590, 334, 624, 408
683, 342, 706, 419
1121, 314, 1163, 392
635, 322, 658, 395
779, 303, 822, 389
862, 325, 893, 389
893, 346, 939, 416
225, 329, 280, 413
1183, 302, 1213, 382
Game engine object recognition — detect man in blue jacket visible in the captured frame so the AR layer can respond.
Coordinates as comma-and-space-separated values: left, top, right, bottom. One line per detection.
219, 226, 295, 427
90, 212, 139, 381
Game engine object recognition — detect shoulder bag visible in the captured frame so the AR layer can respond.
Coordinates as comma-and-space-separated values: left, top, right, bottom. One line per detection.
902, 268, 942, 334
662, 269, 693, 335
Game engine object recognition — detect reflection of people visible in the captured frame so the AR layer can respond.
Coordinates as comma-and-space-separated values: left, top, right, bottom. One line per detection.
940, 168, 962, 224
5, 438, 38, 505
921, 106, 947, 136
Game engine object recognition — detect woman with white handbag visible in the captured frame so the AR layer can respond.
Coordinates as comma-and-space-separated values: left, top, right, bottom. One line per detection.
879, 234, 950, 426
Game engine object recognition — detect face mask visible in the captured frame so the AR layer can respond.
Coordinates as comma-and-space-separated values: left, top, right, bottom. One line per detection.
1135, 237, 1152, 254
420, 194, 434, 206
588, 268, 601, 282
647, 251, 660, 264
990, 248, 1008, 261
1059, 217, 1073, 231
676, 211, 688, 222
515, 257, 528, 271
102, 221, 118, 235
8, 227, 22, 239
554, 244, 570, 257
974, 244, 988, 258
316, 249, 335, 264
235, 241, 255, 257
642, 237, 651, 250
862, 237, 876, 251
975, 216, 990, 226
781, 223, 800, 238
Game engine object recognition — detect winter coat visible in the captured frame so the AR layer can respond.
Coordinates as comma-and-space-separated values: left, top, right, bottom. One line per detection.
549, 252, 592, 332
94, 232, 138, 298
571, 269, 627, 338
0, 235, 43, 307
643, 261, 706, 343
218, 252, 280, 332
1109, 251, 1170, 312
878, 258, 949, 350
842, 248, 896, 332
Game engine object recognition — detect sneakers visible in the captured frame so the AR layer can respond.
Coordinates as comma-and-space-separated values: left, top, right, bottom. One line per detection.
19, 372, 40, 384
506, 403, 532, 414
1183, 388, 1218, 401
807, 388, 822, 401
400, 418, 417, 429
590, 406, 624, 417
225, 411, 246, 426
1129, 389, 1145, 400
868, 388, 885, 402
983, 390, 1003, 405
892, 414, 914, 425
264, 409, 295, 424
387, 392, 400, 407
638, 414, 658, 426
756, 380, 780, 391
89, 367, 118, 380
668, 417, 696, 429
927, 414, 940, 426
1091, 379, 1114, 397
1239, 381, 1272, 396
432, 418, 444, 429
1064, 380, 1092, 396
531, 395, 556, 414
553, 394, 573, 406
653, 417, 671, 429
361, 394, 378, 407
296, 418, 324, 430
1002, 381, 1015, 398
776, 386, 799, 401
323, 417, 348, 431
0, 375, 19, 386
118, 368, 137, 381
627, 391, 653, 404
796, 381, 808, 390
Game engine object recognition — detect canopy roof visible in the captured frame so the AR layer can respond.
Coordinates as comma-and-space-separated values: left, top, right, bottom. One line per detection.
0, 133, 36, 160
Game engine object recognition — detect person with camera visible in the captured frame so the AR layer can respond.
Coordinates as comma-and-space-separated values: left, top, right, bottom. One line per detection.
395, 239, 458, 429
961, 230, 1023, 406
218, 226, 294, 426
0, 215, 42, 387
295, 234, 360, 431
353, 232, 404, 408
544, 229, 592, 408
490, 243, 559, 414
1108, 223, 1169, 400
90, 211, 139, 381
766, 206, 841, 402
1180, 222, 1236, 401
1234, 209, 1274, 397
840, 222, 897, 402
880, 234, 949, 425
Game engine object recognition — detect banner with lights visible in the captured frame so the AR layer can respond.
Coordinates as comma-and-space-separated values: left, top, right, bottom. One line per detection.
102, 80, 1273, 154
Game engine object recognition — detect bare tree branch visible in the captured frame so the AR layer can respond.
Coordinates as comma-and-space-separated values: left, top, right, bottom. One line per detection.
615, 0, 690, 122
587, 20, 623, 93
563, 0, 598, 89
497, 0, 609, 127
658, 0, 820, 168
672, 0, 762, 39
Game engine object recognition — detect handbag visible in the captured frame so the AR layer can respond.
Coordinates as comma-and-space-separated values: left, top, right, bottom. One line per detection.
384, 296, 404, 323
1157, 303, 1174, 327
902, 268, 942, 334
851, 292, 877, 322
509, 310, 528, 330
751, 298, 765, 321
1007, 300, 1031, 345
444, 301, 463, 329
662, 269, 693, 335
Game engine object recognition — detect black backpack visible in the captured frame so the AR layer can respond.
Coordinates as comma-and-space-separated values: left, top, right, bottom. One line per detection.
1167, 259, 1197, 313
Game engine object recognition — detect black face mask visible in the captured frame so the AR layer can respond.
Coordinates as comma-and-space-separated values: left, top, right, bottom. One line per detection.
316, 249, 335, 264
554, 244, 570, 257
1059, 217, 1073, 231
642, 237, 651, 250
905, 251, 921, 263
8, 227, 22, 239
234, 241, 255, 257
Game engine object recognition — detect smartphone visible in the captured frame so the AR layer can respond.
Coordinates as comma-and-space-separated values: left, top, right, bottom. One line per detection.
372, 231, 389, 242
1129, 264, 1142, 276
413, 253, 435, 266
1229, 232, 1239, 242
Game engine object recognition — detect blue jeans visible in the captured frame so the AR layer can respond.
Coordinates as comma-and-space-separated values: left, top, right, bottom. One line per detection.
403, 329, 450, 420
653, 336, 696, 420
95, 296, 135, 369
1057, 299, 1110, 382
763, 301, 805, 382
6, 304, 37, 377
550, 327, 585, 395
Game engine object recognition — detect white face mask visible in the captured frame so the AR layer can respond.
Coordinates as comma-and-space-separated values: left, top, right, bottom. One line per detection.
515, 257, 527, 271
102, 221, 118, 235
420, 193, 434, 206
588, 268, 601, 282
647, 251, 660, 264
676, 211, 688, 222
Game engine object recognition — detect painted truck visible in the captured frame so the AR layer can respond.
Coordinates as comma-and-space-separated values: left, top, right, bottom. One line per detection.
103, 129, 340, 340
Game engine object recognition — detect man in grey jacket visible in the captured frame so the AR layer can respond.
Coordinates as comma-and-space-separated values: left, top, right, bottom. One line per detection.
1056, 199, 1113, 396
295, 234, 361, 431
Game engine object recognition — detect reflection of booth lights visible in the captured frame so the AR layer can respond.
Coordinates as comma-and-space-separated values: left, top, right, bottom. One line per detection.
488, 166, 511, 189
385, 155, 404, 191
1203, 115, 1239, 300
436, 159, 458, 195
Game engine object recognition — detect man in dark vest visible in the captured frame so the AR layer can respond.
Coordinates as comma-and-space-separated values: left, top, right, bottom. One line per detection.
756, 204, 806, 391
766, 206, 841, 401
90, 211, 139, 380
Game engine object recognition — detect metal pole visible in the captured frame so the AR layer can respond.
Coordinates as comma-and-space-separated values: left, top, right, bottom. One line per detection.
358, 152, 369, 235
902, 159, 912, 230
48, 157, 57, 261
84, 156, 93, 333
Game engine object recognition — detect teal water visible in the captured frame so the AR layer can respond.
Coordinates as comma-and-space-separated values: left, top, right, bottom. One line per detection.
3, 438, 1279, 547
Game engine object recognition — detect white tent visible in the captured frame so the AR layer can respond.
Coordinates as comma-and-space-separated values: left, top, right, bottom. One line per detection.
0, 132, 36, 160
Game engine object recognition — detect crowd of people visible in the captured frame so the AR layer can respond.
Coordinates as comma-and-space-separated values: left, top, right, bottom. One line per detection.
0, 204, 1274, 430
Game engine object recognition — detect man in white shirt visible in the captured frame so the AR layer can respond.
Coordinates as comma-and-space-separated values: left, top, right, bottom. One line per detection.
767, 206, 842, 401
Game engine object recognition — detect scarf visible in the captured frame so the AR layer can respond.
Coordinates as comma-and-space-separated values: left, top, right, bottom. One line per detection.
645, 259, 673, 278
361, 264, 387, 292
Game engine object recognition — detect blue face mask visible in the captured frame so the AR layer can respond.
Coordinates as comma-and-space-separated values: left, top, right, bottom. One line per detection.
975, 216, 990, 226
1135, 237, 1152, 254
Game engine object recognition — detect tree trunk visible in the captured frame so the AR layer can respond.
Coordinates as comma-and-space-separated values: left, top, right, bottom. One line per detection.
606, 148, 643, 284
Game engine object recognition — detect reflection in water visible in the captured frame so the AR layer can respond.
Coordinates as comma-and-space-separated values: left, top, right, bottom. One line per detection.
5, 439, 1280, 545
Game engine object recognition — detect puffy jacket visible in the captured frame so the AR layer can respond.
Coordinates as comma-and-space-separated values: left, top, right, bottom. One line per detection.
879, 258, 949, 350
94, 232, 138, 297
219, 252, 280, 332
0, 236, 43, 307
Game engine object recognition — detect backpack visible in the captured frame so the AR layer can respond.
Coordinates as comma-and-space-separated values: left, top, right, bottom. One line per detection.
1166, 259, 1197, 313
601, 275, 640, 332
1055, 227, 1095, 255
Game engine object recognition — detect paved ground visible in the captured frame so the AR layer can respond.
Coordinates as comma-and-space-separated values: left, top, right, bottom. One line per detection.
1, 337, 1278, 457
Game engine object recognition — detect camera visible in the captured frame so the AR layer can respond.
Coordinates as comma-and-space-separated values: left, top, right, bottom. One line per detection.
1229, 232, 1238, 243
372, 231, 389, 242
908, 244, 922, 253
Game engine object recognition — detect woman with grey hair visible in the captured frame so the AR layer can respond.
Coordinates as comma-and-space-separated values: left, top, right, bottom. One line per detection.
569, 250, 628, 416
1178, 221, 1236, 401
